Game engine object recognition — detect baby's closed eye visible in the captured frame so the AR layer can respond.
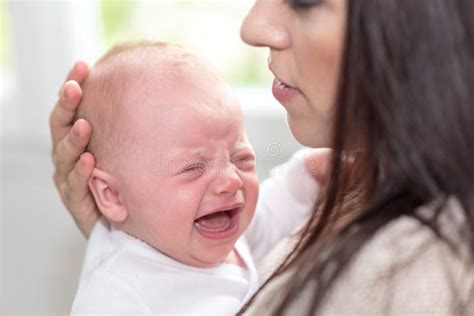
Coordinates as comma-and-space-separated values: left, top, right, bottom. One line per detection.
179, 161, 208, 180
232, 155, 256, 172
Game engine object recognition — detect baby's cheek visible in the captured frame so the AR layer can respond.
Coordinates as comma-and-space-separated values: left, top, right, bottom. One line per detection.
171, 190, 205, 225
244, 174, 260, 218
142, 207, 191, 252
248, 173, 260, 202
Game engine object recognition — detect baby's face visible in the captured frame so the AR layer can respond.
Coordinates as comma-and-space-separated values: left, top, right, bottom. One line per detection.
115, 75, 259, 267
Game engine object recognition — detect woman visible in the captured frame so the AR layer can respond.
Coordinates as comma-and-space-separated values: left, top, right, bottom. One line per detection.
50, 0, 474, 314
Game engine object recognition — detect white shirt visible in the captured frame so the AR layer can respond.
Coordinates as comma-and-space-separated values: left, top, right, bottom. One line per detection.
72, 149, 321, 315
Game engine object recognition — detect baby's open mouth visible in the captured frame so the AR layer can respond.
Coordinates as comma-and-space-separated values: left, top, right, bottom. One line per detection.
194, 208, 241, 240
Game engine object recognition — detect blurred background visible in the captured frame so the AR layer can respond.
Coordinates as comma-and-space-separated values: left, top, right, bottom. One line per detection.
0, 0, 301, 314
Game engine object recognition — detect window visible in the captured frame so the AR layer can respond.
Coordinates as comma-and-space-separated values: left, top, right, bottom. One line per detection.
99, 0, 271, 87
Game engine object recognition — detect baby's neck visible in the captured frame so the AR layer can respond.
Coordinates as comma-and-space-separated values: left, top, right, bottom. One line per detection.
224, 248, 246, 269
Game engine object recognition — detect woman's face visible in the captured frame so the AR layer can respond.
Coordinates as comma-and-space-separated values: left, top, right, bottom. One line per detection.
241, 0, 347, 147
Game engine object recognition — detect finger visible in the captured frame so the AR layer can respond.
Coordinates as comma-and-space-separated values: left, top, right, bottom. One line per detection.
305, 150, 357, 187
304, 149, 333, 184
50, 80, 84, 148
59, 61, 89, 96
66, 152, 100, 237
67, 152, 95, 202
51, 60, 89, 147
53, 119, 92, 179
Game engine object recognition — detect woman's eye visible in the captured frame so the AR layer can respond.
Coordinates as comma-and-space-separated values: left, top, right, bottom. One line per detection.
290, 0, 322, 10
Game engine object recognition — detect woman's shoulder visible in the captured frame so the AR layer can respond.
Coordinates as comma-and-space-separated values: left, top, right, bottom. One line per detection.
249, 198, 473, 315
318, 197, 473, 315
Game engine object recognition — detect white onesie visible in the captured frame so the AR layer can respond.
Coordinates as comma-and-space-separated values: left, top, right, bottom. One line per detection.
71, 149, 320, 315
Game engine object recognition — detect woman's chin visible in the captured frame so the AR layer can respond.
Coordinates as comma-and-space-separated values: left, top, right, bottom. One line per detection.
287, 118, 333, 148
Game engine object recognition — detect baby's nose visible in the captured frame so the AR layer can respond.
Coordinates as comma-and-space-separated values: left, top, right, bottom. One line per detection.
212, 162, 243, 195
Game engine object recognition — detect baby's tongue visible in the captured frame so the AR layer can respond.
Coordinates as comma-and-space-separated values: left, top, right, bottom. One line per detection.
194, 211, 230, 233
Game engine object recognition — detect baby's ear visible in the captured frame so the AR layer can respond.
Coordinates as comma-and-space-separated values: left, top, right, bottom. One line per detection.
89, 168, 128, 223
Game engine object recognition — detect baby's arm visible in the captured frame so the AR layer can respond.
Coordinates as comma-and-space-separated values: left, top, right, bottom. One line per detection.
244, 148, 328, 263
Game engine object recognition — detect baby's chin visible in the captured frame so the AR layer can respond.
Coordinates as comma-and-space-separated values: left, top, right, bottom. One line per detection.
179, 238, 243, 268
189, 247, 238, 268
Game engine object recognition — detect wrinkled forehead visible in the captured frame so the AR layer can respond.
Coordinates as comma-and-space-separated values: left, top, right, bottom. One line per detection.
147, 82, 245, 135
102, 48, 245, 144
121, 65, 246, 144
126, 94, 248, 160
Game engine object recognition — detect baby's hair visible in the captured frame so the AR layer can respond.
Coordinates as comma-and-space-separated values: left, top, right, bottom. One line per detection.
76, 41, 208, 172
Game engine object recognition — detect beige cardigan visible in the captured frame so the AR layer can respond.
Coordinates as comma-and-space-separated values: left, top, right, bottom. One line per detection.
249, 198, 473, 315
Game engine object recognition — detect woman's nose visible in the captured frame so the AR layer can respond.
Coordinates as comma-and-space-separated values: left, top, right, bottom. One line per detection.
240, 0, 290, 50
213, 165, 243, 196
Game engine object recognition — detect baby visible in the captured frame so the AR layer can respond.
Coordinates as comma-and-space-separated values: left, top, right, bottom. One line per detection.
71, 42, 319, 314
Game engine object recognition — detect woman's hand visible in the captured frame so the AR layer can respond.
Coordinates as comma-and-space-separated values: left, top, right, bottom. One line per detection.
50, 61, 99, 237
304, 149, 355, 185
304, 149, 333, 185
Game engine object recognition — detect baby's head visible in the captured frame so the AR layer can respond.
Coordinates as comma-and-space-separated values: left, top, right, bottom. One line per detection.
77, 42, 259, 267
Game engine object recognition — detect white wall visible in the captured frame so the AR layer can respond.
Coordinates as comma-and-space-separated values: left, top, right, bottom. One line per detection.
2, 0, 101, 139
2, 1, 103, 314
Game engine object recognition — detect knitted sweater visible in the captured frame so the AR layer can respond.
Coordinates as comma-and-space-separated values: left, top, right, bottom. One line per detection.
249, 198, 473, 315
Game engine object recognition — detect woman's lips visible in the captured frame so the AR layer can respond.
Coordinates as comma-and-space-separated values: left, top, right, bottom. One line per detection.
272, 78, 301, 103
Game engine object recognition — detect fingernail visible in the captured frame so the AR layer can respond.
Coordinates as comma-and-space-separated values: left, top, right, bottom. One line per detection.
72, 122, 80, 137
63, 82, 71, 99
63, 90, 69, 100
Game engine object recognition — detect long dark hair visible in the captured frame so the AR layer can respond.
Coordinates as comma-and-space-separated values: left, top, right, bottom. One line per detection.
242, 0, 474, 314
